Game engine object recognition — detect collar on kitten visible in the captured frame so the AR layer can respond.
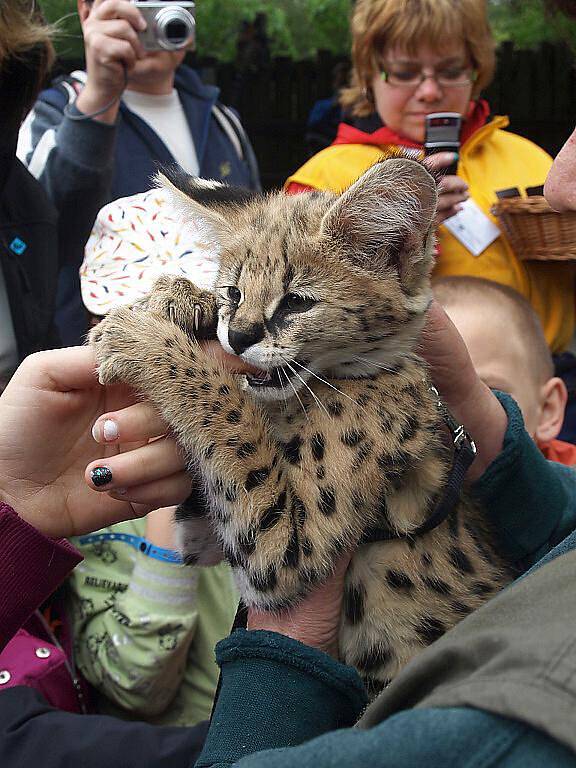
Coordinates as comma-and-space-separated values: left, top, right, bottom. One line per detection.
361, 386, 477, 545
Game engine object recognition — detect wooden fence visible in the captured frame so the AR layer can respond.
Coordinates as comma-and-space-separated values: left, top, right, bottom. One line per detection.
195, 41, 576, 190
61, 41, 576, 190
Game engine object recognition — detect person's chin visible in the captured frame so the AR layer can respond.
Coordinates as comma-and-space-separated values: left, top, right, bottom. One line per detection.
401, 118, 426, 143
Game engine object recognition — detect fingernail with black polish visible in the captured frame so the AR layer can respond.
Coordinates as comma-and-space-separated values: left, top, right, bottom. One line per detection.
91, 466, 113, 487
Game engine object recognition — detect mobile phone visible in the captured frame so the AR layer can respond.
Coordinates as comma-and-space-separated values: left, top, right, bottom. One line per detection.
424, 112, 462, 176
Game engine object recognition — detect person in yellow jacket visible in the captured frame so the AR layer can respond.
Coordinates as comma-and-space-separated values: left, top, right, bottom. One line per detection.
286, 0, 575, 354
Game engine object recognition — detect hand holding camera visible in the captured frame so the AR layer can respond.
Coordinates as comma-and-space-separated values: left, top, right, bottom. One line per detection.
76, 0, 195, 124
423, 112, 470, 226
76, 0, 147, 122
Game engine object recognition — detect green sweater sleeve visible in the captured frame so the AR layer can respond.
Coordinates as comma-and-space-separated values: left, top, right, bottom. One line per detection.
196, 630, 367, 768
471, 392, 576, 567
70, 543, 200, 717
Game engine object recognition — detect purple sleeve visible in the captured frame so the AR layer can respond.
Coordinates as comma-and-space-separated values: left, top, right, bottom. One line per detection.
0, 503, 82, 651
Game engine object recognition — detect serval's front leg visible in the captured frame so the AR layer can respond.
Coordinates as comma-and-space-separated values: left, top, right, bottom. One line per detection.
91, 305, 364, 610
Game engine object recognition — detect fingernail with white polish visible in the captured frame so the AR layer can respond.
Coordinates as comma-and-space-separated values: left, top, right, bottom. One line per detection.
103, 419, 119, 441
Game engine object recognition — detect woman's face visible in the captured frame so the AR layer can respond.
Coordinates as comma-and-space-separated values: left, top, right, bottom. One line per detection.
371, 43, 474, 143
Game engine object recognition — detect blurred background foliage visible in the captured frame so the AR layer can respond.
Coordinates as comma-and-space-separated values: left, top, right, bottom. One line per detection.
40, 0, 576, 62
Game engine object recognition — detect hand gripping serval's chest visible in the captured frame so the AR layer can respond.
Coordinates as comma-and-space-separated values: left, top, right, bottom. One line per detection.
91, 158, 511, 693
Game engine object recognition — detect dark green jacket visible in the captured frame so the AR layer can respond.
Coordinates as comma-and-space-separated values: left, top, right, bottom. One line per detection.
197, 395, 576, 767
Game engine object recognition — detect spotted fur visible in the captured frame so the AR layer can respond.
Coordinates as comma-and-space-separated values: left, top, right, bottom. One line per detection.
91, 158, 512, 692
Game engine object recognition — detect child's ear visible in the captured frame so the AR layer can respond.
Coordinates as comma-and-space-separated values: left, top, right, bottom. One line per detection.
535, 377, 568, 443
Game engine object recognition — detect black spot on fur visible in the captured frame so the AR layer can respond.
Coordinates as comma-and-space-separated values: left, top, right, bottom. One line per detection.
301, 537, 314, 557
237, 442, 257, 459
202, 442, 216, 460
341, 429, 365, 447
225, 485, 238, 502
344, 582, 366, 625
310, 433, 325, 462
226, 409, 242, 424
327, 400, 344, 417
282, 527, 300, 568
422, 576, 452, 595
353, 441, 373, 469
450, 600, 473, 616
470, 581, 494, 596
169, 365, 177, 379
185, 367, 194, 377
356, 394, 371, 407
212, 402, 223, 413
238, 530, 256, 556
399, 414, 419, 442
450, 547, 475, 575
356, 644, 393, 673
282, 435, 302, 464
386, 570, 414, 591
200, 382, 211, 392
223, 545, 242, 568
316, 465, 326, 480
251, 566, 278, 592
219, 384, 230, 395
448, 508, 459, 538
318, 487, 336, 516
245, 466, 271, 491
292, 496, 307, 526
259, 491, 287, 531
415, 616, 446, 644
421, 552, 433, 568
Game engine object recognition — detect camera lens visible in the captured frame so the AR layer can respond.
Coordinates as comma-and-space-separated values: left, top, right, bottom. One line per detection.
155, 6, 195, 50
165, 20, 187, 43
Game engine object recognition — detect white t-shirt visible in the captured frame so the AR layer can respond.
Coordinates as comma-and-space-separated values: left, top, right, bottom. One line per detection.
122, 89, 200, 176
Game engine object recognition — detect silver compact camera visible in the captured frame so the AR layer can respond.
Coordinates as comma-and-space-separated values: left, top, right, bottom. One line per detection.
133, 1, 195, 51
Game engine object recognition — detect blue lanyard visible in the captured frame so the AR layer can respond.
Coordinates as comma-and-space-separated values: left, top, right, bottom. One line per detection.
78, 532, 183, 564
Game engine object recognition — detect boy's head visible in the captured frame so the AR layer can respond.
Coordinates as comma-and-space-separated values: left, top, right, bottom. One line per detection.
433, 276, 567, 442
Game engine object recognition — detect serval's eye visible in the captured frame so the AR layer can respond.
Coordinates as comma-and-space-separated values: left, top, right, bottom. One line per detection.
283, 293, 316, 313
227, 286, 241, 304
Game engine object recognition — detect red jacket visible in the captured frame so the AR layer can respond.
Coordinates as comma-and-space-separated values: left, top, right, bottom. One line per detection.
0, 503, 88, 711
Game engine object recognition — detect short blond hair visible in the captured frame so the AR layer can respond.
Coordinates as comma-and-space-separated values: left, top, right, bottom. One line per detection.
433, 276, 554, 384
341, 0, 496, 117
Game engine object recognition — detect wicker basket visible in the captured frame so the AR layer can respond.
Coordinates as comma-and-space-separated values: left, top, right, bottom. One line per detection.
491, 196, 576, 261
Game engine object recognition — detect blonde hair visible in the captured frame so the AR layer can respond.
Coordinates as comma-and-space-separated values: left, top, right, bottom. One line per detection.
341, 0, 496, 117
0, 0, 54, 61
433, 276, 554, 384
0, 0, 55, 121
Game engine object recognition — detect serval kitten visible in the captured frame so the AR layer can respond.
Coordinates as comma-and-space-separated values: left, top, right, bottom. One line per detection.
91, 158, 511, 692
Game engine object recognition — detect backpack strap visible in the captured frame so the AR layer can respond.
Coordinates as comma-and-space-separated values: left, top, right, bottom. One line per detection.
211, 102, 261, 192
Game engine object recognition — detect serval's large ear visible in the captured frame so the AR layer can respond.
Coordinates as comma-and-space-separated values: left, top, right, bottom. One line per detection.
157, 166, 261, 246
319, 157, 437, 289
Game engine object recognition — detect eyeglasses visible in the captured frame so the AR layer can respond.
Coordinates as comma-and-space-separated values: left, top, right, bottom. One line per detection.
380, 65, 477, 89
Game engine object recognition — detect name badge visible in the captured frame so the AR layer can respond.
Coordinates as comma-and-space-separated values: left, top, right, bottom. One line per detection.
443, 198, 500, 257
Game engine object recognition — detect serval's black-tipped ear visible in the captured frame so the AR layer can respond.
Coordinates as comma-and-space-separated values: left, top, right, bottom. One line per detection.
156, 166, 261, 245
319, 157, 437, 288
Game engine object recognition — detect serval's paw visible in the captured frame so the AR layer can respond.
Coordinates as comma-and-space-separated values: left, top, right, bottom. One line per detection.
145, 276, 218, 340
89, 305, 163, 386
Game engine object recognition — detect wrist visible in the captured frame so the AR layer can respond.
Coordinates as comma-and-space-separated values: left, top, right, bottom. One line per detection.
247, 604, 341, 658
448, 378, 507, 482
75, 84, 121, 124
